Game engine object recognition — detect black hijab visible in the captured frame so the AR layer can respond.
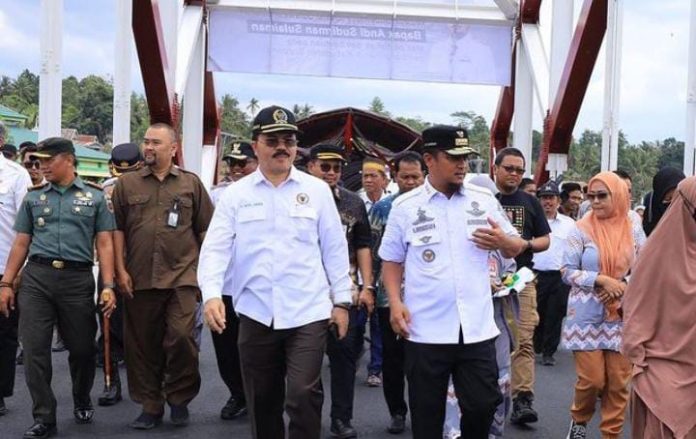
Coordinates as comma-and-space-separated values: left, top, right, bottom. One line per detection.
643, 166, 685, 236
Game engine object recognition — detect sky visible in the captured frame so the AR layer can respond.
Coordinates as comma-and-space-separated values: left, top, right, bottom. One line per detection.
0, 0, 692, 144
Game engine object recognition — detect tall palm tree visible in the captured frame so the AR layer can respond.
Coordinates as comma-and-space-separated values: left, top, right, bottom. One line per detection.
247, 98, 260, 117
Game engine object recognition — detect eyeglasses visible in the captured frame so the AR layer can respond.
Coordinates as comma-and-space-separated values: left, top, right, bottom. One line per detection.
261, 137, 298, 148
587, 192, 610, 202
501, 165, 525, 175
678, 190, 696, 222
319, 163, 342, 173
23, 160, 40, 170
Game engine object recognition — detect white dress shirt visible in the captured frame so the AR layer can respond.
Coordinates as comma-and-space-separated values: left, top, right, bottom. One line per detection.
0, 155, 32, 273
532, 212, 575, 271
378, 178, 518, 344
359, 189, 389, 212
198, 167, 352, 330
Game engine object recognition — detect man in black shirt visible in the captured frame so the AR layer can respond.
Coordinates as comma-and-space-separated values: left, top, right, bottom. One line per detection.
307, 144, 374, 439
493, 148, 550, 426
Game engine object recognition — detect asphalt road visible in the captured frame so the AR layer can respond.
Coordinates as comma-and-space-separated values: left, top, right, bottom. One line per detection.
2, 332, 629, 438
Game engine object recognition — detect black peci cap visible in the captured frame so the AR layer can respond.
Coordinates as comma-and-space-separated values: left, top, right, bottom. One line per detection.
33, 137, 75, 158
252, 106, 299, 136
421, 125, 477, 156
224, 141, 256, 161
309, 144, 346, 162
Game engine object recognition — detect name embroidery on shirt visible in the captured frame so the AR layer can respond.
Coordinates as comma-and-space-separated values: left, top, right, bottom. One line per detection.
412, 223, 436, 233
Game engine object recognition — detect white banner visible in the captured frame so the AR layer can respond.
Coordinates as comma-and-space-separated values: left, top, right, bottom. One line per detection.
208, 8, 513, 86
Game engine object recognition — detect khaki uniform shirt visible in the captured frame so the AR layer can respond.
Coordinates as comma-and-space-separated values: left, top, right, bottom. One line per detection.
112, 166, 214, 291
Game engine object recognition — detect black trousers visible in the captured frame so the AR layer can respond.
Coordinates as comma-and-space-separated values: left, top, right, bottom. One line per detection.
326, 306, 366, 422
238, 315, 327, 439
96, 274, 124, 365
210, 295, 245, 402
18, 262, 97, 424
0, 273, 18, 398
377, 307, 407, 417
405, 337, 501, 439
533, 270, 570, 356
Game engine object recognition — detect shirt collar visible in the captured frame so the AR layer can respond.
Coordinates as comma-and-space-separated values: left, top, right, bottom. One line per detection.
140, 165, 180, 178
252, 166, 301, 187
48, 175, 84, 192
423, 176, 466, 201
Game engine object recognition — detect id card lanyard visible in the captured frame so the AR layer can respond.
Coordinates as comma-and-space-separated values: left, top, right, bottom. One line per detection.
167, 197, 180, 228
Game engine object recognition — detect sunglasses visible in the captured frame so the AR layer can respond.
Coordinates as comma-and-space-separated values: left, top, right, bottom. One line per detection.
228, 159, 248, 167
262, 137, 298, 148
23, 160, 41, 170
501, 165, 525, 175
320, 163, 342, 173
587, 192, 610, 202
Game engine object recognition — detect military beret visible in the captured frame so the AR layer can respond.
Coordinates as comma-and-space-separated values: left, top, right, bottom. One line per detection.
422, 125, 477, 156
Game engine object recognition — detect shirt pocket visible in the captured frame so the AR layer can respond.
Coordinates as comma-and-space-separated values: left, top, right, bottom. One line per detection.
126, 194, 150, 224
289, 206, 318, 243
177, 196, 194, 227
408, 229, 443, 273
71, 205, 96, 217
31, 205, 54, 227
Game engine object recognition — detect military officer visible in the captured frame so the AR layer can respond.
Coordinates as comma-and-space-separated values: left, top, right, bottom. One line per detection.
379, 126, 526, 439
210, 141, 258, 206
95, 142, 144, 407
0, 137, 116, 439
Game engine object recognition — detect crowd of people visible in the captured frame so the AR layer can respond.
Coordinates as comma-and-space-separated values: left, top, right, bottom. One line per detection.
0, 107, 693, 439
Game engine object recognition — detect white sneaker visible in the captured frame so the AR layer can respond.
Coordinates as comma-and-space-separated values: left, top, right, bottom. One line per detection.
566, 420, 587, 439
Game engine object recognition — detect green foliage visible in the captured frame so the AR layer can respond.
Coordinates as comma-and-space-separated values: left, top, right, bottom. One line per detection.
368, 97, 390, 117
219, 94, 251, 148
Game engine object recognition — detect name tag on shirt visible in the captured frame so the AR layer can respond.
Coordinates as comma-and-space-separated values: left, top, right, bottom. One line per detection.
466, 218, 489, 239
238, 202, 265, 223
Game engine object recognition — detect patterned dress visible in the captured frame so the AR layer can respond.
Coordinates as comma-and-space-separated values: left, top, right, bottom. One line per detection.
561, 216, 646, 351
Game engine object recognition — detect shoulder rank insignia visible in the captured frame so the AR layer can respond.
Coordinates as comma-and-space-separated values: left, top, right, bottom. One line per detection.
85, 181, 104, 191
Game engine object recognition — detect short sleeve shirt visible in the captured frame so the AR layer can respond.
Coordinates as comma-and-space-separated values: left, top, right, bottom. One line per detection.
14, 177, 115, 263
112, 166, 214, 291
496, 189, 551, 269
334, 186, 371, 293
379, 178, 518, 344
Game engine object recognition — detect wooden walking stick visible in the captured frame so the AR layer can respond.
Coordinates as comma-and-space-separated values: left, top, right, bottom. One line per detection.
101, 289, 113, 388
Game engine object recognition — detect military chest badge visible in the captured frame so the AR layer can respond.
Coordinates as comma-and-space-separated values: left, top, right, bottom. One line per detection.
466, 201, 485, 217
39, 194, 47, 201
86, 192, 93, 199
296, 193, 309, 205
43, 207, 50, 214
37, 217, 45, 227
422, 249, 436, 263
412, 207, 434, 225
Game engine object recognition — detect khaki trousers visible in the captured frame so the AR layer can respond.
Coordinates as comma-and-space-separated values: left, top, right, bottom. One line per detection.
124, 287, 201, 414
511, 281, 539, 397
571, 350, 631, 439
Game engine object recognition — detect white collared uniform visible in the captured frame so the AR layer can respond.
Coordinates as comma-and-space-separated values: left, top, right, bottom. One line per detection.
532, 212, 575, 271
359, 189, 389, 212
0, 154, 32, 273
378, 178, 518, 344
198, 167, 352, 330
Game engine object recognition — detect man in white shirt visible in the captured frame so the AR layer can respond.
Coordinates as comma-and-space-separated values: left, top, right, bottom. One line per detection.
532, 181, 576, 366
199, 106, 352, 439
0, 126, 32, 415
379, 125, 526, 439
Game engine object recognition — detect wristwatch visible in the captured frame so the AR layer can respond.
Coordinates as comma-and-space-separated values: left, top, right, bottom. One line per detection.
333, 302, 351, 311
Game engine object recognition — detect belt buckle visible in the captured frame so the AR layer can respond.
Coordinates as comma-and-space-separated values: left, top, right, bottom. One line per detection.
51, 260, 65, 269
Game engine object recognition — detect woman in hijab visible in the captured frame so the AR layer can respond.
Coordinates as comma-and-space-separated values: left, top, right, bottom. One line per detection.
643, 166, 685, 236
561, 172, 646, 439
622, 177, 696, 439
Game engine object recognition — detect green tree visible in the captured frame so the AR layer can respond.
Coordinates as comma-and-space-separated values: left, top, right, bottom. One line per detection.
655, 137, 684, 170
247, 98, 260, 117
394, 116, 431, 133
130, 93, 150, 143
220, 94, 251, 140
292, 103, 315, 120
450, 110, 491, 169
74, 75, 114, 143
368, 97, 390, 117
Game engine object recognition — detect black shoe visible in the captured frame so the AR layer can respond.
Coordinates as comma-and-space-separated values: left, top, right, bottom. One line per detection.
566, 420, 588, 439
169, 404, 189, 427
387, 414, 405, 434
51, 338, 66, 353
330, 418, 358, 438
129, 411, 163, 430
16, 349, 23, 365
22, 422, 57, 439
511, 392, 539, 425
74, 405, 94, 424
542, 354, 556, 366
0, 397, 6, 416
220, 396, 247, 420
